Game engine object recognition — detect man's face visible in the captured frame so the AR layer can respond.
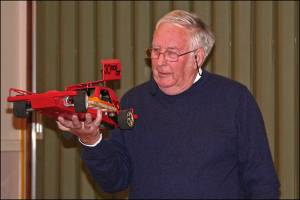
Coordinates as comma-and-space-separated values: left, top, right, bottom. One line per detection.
151, 23, 198, 95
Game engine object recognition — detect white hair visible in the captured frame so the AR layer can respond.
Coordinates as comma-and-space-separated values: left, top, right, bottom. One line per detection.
156, 10, 215, 57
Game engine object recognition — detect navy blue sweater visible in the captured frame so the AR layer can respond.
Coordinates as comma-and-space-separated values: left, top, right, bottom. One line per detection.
82, 70, 280, 199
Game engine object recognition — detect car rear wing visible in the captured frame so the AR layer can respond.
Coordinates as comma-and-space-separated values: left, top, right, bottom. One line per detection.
7, 88, 33, 102
65, 59, 122, 91
8, 88, 33, 97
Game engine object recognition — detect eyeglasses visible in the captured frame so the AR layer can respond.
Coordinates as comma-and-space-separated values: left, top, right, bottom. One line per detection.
145, 48, 198, 62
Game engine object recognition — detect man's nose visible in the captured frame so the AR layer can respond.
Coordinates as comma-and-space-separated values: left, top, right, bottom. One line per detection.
157, 52, 167, 65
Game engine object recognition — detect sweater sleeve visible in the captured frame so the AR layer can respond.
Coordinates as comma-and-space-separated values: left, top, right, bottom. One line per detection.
81, 135, 132, 193
236, 88, 280, 198
80, 95, 133, 193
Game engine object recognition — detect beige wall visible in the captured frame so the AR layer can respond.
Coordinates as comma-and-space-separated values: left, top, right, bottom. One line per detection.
1, 1, 28, 199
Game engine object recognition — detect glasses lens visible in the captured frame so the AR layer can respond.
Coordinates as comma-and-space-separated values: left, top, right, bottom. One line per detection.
146, 48, 181, 61
165, 50, 178, 61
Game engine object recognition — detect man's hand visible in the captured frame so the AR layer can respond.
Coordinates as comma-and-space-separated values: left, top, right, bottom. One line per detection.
56, 109, 102, 145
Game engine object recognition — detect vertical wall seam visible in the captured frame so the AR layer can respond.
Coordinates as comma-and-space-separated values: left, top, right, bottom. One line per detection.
93, 1, 98, 81
209, 1, 213, 72
211, 1, 215, 73
74, 2, 80, 197
294, 1, 299, 197
150, 2, 154, 43
188, 1, 192, 12
249, 1, 254, 93
228, 1, 234, 78
148, 1, 154, 80
270, 1, 276, 166
170, 1, 174, 11
73, 4, 81, 195
57, 2, 62, 197
273, 1, 280, 172
191, 1, 194, 12
26, 2, 33, 198
112, 2, 116, 58
230, 1, 234, 79
58, 2, 62, 91
75, 2, 79, 84
112, 2, 117, 90
251, 1, 256, 97
132, 2, 136, 86
39, 6, 46, 195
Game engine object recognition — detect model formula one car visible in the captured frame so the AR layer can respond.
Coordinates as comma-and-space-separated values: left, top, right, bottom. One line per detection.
7, 59, 137, 129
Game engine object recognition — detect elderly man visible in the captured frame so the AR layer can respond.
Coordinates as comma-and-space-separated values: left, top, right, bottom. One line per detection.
57, 10, 280, 199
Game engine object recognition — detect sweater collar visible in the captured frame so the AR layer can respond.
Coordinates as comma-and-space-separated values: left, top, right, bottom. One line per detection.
149, 69, 206, 96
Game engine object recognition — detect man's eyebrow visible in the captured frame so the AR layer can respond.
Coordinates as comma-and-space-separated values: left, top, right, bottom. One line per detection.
167, 47, 179, 51
151, 45, 180, 51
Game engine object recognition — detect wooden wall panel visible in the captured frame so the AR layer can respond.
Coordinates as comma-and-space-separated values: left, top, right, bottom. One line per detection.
36, 3, 46, 198
277, 1, 299, 198
60, 2, 78, 87
59, 2, 80, 199
77, 3, 102, 198
212, 1, 232, 77
38, 2, 61, 199
173, 1, 191, 11
192, 1, 213, 71
97, 1, 114, 60
152, 1, 172, 29
78, 1, 97, 82
115, 1, 134, 97
134, 1, 152, 85
232, 1, 252, 90
254, 1, 276, 157
36, 1, 299, 199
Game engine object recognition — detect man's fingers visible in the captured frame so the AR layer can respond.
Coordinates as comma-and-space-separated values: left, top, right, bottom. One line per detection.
94, 109, 102, 127
56, 121, 71, 132
57, 112, 102, 137
57, 116, 73, 129
72, 115, 82, 129
85, 113, 92, 123
57, 116, 64, 122
84, 113, 93, 129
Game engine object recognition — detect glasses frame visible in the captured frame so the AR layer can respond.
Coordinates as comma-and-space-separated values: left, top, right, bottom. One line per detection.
145, 48, 198, 62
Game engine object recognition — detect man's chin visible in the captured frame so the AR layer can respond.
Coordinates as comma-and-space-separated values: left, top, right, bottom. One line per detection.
156, 81, 174, 89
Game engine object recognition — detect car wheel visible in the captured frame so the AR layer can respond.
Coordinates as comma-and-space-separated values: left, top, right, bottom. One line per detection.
74, 91, 88, 113
118, 109, 135, 129
13, 101, 29, 118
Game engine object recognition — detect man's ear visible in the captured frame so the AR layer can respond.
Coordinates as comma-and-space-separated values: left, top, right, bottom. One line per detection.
194, 48, 205, 68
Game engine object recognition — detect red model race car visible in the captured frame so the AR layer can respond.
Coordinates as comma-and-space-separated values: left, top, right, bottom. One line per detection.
7, 59, 137, 129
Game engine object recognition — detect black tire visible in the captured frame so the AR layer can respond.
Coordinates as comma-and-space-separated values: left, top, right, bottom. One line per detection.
73, 91, 88, 113
13, 101, 29, 118
118, 109, 135, 129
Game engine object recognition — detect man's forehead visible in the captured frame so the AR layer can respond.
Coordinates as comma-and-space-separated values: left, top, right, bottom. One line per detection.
152, 23, 191, 49
152, 42, 189, 51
